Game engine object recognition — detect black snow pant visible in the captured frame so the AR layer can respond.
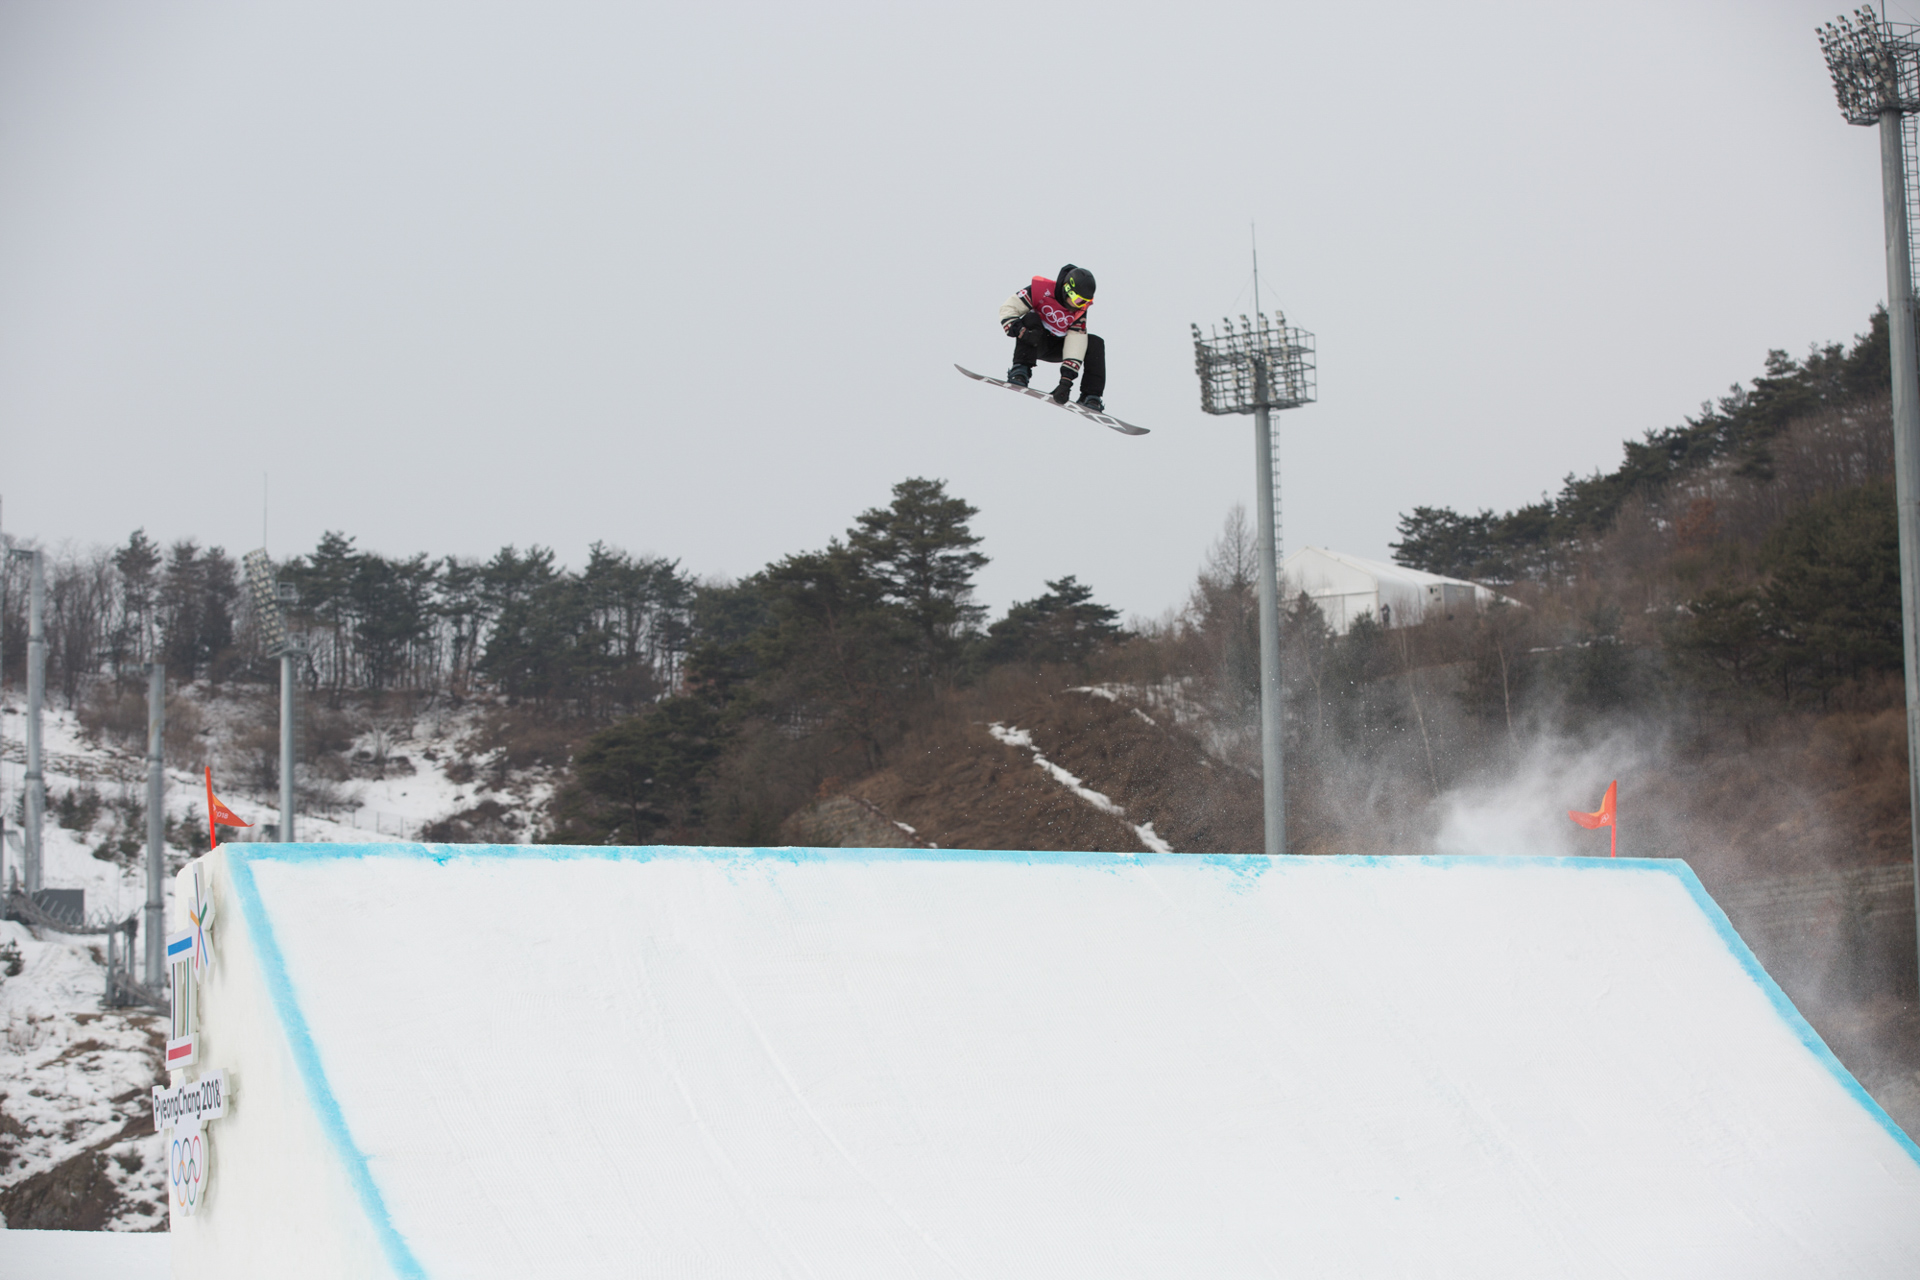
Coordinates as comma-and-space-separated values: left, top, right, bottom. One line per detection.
1013, 328, 1106, 397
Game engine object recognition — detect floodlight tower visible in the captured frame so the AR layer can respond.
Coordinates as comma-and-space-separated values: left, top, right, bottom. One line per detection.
1192, 306, 1317, 857
1821, 6, 1920, 992
144, 661, 166, 985
243, 550, 299, 842
5, 548, 47, 893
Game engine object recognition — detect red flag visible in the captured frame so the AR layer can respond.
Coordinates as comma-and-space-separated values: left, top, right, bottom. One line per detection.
205, 766, 252, 850
1568, 780, 1618, 858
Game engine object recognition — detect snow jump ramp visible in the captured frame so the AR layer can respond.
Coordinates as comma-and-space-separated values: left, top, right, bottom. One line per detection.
165, 844, 1920, 1278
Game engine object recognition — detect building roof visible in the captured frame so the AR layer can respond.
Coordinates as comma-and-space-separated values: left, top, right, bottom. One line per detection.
1283, 546, 1486, 593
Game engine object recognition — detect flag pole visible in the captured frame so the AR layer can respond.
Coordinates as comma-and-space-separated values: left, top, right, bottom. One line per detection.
205, 766, 217, 852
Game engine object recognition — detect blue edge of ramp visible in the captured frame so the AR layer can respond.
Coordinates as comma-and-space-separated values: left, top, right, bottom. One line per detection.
223, 846, 1920, 1280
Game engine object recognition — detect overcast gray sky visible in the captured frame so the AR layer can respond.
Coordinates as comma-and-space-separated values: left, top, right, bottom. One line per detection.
0, 0, 1896, 620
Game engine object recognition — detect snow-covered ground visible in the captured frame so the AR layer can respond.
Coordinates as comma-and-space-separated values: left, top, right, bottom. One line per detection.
0, 919, 168, 1230
0, 700, 178, 1231
178, 845, 1920, 1277
0, 687, 554, 1231
1, 1227, 168, 1275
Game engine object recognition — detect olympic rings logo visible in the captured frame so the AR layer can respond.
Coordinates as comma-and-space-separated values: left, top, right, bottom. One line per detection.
170, 1128, 206, 1214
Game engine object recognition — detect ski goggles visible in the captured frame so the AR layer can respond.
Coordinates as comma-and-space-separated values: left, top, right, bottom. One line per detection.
1063, 285, 1092, 310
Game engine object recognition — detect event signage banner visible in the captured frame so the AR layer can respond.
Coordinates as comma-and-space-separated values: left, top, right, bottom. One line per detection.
153, 1069, 228, 1130
156, 1069, 228, 1218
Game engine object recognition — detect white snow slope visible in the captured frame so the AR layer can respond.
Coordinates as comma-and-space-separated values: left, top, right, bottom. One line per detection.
170, 843, 1920, 1279
0, 1227, 168, 1277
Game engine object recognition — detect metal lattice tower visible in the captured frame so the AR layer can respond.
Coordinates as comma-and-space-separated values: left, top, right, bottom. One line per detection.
1820, 4, 1920, 998
1271, 416, 1284, 568
1904, 109, 1920, 291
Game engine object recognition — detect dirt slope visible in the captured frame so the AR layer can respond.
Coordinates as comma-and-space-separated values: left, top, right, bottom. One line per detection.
791, 686, 1262, 855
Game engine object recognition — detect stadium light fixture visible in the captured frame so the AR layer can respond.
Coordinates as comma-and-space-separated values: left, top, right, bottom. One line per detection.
243, 549, 301, 842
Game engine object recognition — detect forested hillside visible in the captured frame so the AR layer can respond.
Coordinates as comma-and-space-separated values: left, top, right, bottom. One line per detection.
0, 529, 697, 711
2, 310, 1909, 867
1392, 311, 1893, 586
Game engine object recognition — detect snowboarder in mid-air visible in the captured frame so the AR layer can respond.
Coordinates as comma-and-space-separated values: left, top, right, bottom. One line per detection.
999, 265, 1104, 413
954, 263, 1143, 434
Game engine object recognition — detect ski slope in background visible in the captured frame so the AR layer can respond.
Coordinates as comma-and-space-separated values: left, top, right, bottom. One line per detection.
173, 844, 1920, 1278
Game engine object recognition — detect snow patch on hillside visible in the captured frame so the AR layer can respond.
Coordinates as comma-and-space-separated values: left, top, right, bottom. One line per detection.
1069, 682, 1251, 775
988, 722, 1173, 854
0, 921, 168, 1230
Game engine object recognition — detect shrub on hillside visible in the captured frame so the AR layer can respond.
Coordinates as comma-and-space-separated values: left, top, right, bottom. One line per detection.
1672, 481, 1899, 703
544, 697, 727, 844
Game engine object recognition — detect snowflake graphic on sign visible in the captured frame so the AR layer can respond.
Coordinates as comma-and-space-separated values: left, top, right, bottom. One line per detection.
186, 864, 216, 975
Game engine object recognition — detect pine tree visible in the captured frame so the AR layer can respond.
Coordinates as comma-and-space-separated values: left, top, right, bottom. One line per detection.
984, 576, 1122, 667
349, 553, 437, 691
550, 697, 726, 843
1759, 481, 1900, 699
157, 542, 238, 680
111, 529, 161, 670
287, 532, 360, 694
846, 477, 988, 674
751, 542, 908, 768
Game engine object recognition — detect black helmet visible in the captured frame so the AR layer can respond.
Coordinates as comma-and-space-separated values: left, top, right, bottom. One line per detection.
1057, 264, 1095, 310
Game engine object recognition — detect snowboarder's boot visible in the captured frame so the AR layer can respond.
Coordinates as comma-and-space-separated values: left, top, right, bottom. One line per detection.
1078, 395, 1105, 413
1007, 364, 1032, 387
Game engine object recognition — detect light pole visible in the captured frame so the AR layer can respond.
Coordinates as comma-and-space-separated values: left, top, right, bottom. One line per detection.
145, 662, 166, 985
5, 548, 48, 894
243, 549, 300, 842
1192, 310, 1317, 856
1820, 6, 1920, 994
278, 583, 298, 840
0, 520, 8, 889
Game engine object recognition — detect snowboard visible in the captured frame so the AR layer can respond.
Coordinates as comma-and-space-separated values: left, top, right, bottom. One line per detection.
955, 365, 1149, 436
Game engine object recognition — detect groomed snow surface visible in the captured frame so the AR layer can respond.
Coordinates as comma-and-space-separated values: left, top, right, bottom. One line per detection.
0, 1228, 168, 1278
170, 844, 1920, 1279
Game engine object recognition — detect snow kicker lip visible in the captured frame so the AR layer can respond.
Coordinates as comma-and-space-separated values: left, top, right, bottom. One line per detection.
955, 364, 1150, 435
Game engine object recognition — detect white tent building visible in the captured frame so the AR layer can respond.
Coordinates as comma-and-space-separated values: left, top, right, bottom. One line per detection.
1282, 546, 1510, 634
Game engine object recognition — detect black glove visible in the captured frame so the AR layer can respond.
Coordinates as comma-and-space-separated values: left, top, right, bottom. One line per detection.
1003, 311, 1037, 339
1050, 359, 1080, 403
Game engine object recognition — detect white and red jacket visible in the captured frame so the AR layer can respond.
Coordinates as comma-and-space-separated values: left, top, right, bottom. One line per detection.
998, 275, 1090, 372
